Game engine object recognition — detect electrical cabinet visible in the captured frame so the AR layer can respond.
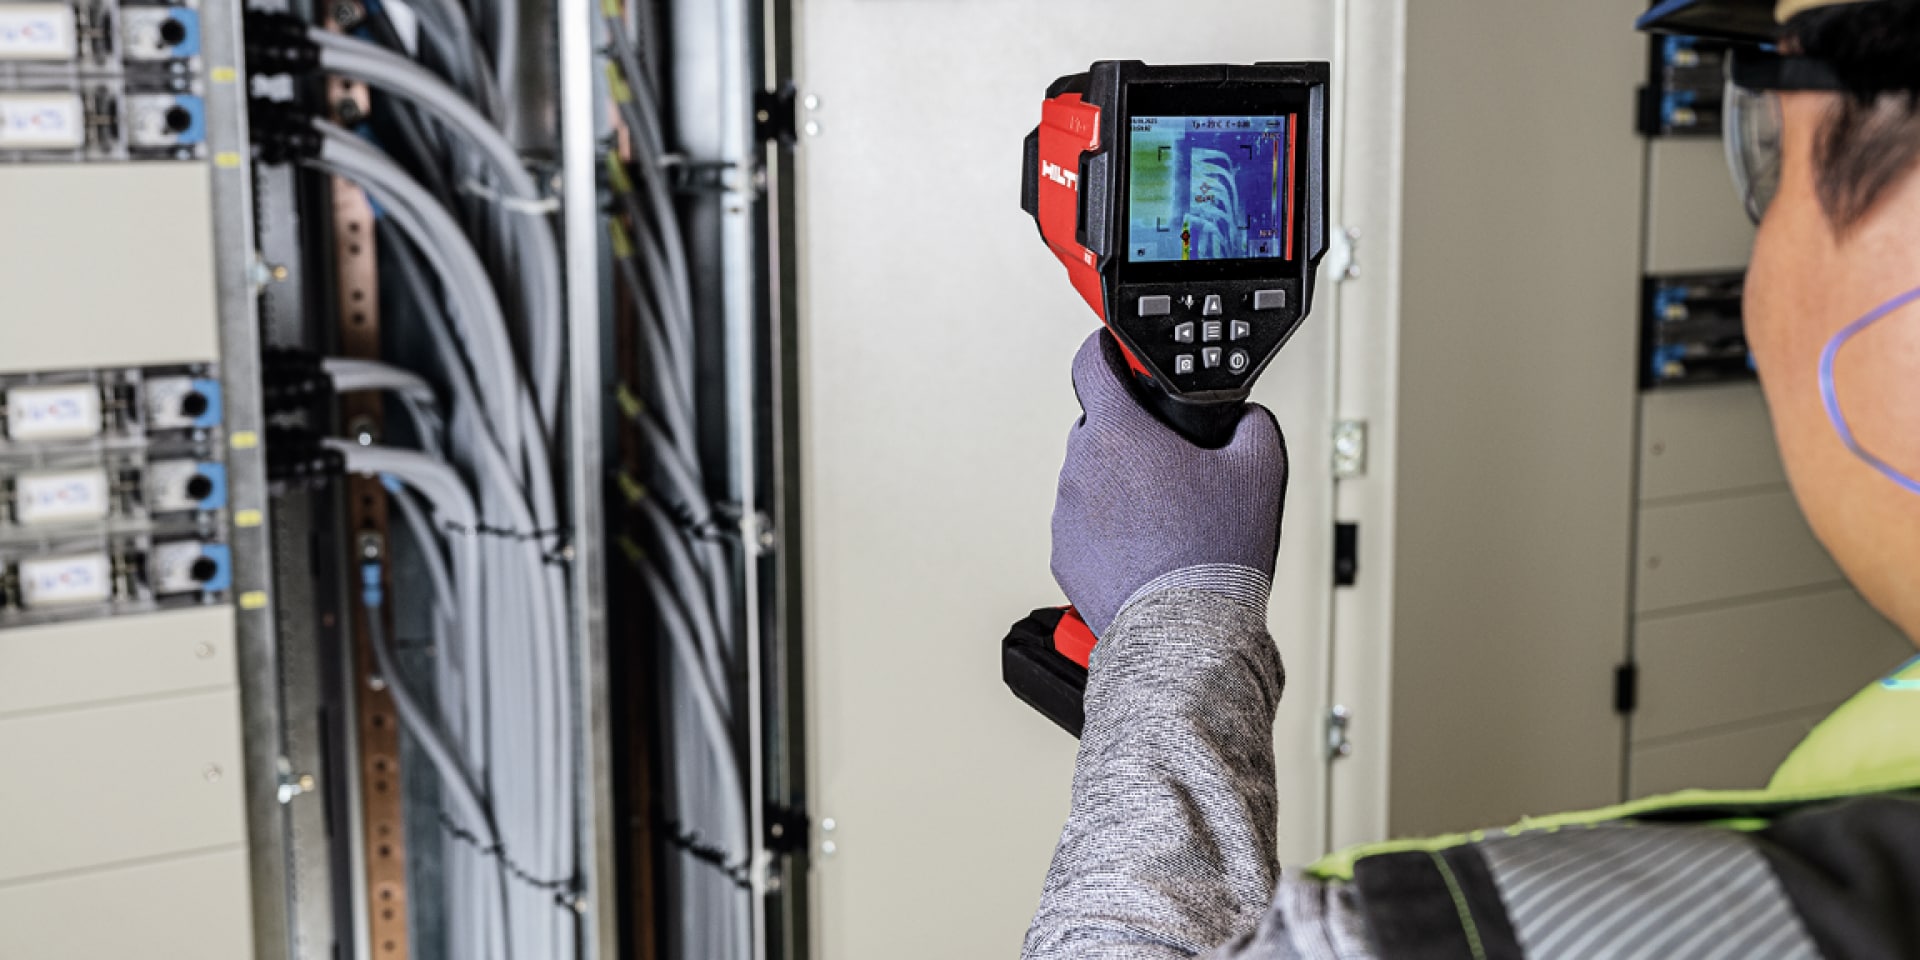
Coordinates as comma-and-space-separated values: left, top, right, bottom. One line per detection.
1624, 25, 1908, 798
0, 2, 264, 955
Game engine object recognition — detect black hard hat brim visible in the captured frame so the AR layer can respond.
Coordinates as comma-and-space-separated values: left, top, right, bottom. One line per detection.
1637, 0, 1781, 43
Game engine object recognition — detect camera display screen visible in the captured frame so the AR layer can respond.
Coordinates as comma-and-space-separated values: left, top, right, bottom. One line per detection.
1126, 114, 1294, 263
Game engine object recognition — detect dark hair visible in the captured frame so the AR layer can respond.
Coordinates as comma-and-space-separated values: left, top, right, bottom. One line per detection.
1785, 0, 1920, 231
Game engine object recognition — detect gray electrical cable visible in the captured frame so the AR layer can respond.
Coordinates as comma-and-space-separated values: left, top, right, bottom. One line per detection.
611, 253, 695, 440
312, 29, 563, 433
324, 357, 440, 403
305, 24, 585, 956
314, 164, 569, 946
604, 14, 666, 161
336, 440, 511, 960
632, 550, 746, 813
366, 581, 511, 960
310, 124, 525, 467
600, 17, 755, 953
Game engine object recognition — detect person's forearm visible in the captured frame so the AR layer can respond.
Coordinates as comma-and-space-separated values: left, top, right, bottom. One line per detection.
1023, 590, 1285, 960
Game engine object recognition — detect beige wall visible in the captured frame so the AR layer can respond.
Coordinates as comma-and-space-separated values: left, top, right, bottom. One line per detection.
1390, 0, 1649, 836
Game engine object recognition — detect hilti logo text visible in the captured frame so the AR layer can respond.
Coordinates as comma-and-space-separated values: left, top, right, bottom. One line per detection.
1042, 161, 1078, 191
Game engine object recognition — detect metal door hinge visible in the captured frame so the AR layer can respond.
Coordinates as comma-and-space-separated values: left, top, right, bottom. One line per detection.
1334, 522, 1359, 587
1615, 662, 1639, 715
1333, 419, 1368, 479
1327, 706, 1354, 761
1324, 226, 1362, 282
764, 805, 809, 856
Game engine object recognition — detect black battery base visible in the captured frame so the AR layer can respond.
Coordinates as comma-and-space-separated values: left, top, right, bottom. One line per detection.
1001, 607, 1089, 738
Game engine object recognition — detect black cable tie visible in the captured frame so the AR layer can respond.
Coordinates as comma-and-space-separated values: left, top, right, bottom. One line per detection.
438, 813, 582, 906
541, 534, 574, 567
660, 819, 752, 890
439, 520, 567, 544
437, 521, 575, 565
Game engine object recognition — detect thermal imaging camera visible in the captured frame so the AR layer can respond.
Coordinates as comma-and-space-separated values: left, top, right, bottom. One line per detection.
1020, 60, 1331, 444
1006, 61, 1331, 737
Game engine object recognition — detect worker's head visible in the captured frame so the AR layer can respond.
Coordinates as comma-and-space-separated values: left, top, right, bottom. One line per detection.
1736, 0, 1920, 643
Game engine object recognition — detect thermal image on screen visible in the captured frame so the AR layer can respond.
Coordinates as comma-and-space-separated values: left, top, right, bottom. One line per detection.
1127, 115, 1292, 263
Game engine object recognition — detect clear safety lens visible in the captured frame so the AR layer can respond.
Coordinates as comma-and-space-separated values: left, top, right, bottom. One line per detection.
1723, 74, 1784, 224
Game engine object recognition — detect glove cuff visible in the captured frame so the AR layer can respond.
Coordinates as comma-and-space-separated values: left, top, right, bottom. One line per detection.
1114, 563, 1272, 626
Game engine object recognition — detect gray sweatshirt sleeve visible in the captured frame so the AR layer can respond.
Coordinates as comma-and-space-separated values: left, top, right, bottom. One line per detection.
1022, 589, 1289, 960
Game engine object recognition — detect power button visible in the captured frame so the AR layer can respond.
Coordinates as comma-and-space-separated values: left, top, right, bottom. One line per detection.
1227, 349, 1250, 374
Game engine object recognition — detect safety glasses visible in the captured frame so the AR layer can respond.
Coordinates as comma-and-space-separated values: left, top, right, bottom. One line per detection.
1723, 48, 1847, 223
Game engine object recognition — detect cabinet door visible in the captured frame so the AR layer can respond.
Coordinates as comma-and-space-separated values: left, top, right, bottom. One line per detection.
794, 3, 1342, 957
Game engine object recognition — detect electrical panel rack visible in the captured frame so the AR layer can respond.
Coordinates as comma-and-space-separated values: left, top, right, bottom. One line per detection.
1637, 33, 1730, 137
0, 0, 282, 956
1640, 272, 1752, 389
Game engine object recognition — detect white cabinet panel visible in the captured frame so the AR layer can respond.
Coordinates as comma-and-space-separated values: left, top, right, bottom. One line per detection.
1635, 587, 1905, 742
1630, 708, 1828, 798
0, 164, 220, 374
1638, 384, 1785, 501
0, 607, 236, 717
1636, 490, 1841, 613
0, 846, 252, 960
1645, 138, 1756, 274
0, 689, 246, 883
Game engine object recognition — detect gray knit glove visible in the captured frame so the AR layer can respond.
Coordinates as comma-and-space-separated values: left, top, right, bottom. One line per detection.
1050, 332, 1288, 637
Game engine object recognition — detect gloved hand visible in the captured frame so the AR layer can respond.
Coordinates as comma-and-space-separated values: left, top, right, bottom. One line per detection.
1051, 332, 1288, 637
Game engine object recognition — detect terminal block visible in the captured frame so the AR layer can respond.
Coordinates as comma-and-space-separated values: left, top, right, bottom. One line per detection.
143, 374, 221, 433
0, 370, 143, 453
1638, 35, 1729, 137
145, 458, 225, 515
1642, 273, 1751, 389
120, 4, 200, 63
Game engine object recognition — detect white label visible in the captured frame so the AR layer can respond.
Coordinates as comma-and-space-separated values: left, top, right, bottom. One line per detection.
0, 92, 85, 150
18, 552, 114, 607
14, 468, 110, 525
5, 384, 102, 440
0, 4, 76, 61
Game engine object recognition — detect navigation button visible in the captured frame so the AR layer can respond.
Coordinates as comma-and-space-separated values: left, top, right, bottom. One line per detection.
1227, 349, 1251, 374
1202, 295, 1224, 316
1202, 321, 1223, 343
1230, 320, 1252, 341
1253, 289, 1286, 311
1139, 295, 1172, 317
1201, 347, 1223, 370
1172, 322, 1195, 344
1174, 354, 1196, 375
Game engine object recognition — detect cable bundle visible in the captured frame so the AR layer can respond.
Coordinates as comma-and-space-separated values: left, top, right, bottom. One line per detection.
250, 9, 577, 958
602, 2, 755, 956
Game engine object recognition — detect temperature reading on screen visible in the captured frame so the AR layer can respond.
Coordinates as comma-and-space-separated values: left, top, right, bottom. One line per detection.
1127, 114, 1294, 263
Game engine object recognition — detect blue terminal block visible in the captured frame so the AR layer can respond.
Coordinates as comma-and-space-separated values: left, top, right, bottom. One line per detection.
196, 462, 229, 511
190, 378, 222, 428
167, 8, 202, 59
173, 95, 207, 146
198, 543, 232, 594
